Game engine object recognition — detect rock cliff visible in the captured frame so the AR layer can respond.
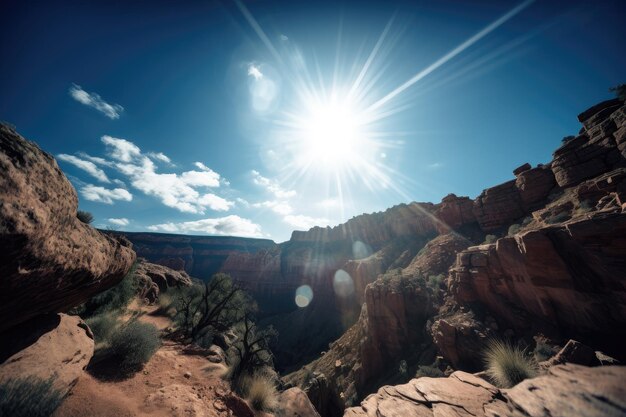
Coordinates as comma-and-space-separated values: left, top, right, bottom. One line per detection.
0, 125, 136, 333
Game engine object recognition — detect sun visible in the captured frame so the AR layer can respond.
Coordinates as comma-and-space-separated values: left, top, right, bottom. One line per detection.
300, 97, 361, 166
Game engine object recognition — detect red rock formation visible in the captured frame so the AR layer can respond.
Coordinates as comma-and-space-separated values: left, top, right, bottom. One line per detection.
473, 180, 526, 232
433, 194, 476, 233
552, 102, 626, 188
135, 259, 192, 303
0, 125, 135, 332
344, 364, 626, 417
290, 203, 438, 245
448, 211, 626, 359
0, 313, 94, 397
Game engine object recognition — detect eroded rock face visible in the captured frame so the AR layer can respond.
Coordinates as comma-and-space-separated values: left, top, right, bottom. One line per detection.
0, 126, 135, 332
135, 259, 193, 303
0, 313, 94, 397
449, 211, 626, 359
552, 102, 626, 188
344, 364, 626, 417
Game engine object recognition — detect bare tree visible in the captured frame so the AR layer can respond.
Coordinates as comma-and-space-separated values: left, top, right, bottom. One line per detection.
175, 273, 249, 342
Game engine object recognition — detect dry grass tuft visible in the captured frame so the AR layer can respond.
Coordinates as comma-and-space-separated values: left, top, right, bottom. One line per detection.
484, 339, 537, 388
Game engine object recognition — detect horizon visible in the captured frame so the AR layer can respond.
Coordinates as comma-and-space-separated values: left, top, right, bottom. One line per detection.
2, 0, 625, 242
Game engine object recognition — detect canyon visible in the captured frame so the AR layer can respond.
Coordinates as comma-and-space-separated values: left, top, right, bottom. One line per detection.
0, 96, 625, 417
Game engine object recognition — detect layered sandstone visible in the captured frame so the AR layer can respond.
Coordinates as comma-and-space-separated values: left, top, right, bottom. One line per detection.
344, 364, 626, 417
135, 259, 193, 303
0, 125, 135, 332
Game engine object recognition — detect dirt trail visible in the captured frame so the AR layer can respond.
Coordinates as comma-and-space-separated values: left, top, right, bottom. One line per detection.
54, 305, 236, 417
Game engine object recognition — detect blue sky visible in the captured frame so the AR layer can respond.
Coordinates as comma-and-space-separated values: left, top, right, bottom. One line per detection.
1, 0, 625, 242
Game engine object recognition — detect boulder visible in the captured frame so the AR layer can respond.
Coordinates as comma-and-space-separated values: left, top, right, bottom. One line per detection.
0, 125, 135, 332
275, 387, 322, 417
504, 364, 626, 417
0, 313, 94, 397
433, 194, 477, 233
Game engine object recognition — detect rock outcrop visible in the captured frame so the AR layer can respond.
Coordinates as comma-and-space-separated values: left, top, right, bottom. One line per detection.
447, 211, 626, 361
134, 259, 193, 303
0, 313, 94, 397
276, 387, 322, 417
344, 364, 626, 417
0, 125, 136, 332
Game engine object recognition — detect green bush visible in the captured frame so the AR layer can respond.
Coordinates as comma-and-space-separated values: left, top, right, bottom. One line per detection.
508, 223, 521, 236
85, 312, 119, 345
239, 372, 278, 412
483, 234, 497, 244
109, 321, 160, 371
415, 365, 444, 378
484, 340, 537, 388
83, 263, 138, 317
77, 210, 94, 224
0, 376, 63, 417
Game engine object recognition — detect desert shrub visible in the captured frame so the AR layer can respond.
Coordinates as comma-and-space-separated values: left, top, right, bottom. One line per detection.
610, 83, 626, 101
82, 263, 138, 317
174, 274, 249, 342
0, 376, 63, 417
546, 211, 570, 224
194, 327, 215, 349
415, 365, 444, 378
398, 359, 408, 377
508, 223, 521, 236
109, 320, 160, 371
239, 372, 278, 412
85, 312, 119, 345
77, 210, 94, 224
483, 234, 497, 244
227, 315, 277, 384
427, 274, 444, 290
534, 341, 560, 362
484, 340, 537, 388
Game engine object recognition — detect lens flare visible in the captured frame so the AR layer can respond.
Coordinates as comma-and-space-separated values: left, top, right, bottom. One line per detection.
295, 284, 314, 307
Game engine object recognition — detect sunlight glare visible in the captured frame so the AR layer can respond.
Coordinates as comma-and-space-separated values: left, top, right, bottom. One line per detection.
301, 98, 361, 165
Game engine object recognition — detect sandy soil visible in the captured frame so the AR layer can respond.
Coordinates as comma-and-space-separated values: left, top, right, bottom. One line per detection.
54, 304, 236, 417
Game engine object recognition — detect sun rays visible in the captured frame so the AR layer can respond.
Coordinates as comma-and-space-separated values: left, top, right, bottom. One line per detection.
235, 0, 536, 222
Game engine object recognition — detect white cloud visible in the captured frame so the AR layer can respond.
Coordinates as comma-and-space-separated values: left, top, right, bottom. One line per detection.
69, 84, 124, 119
148, 152, 172, 165
197, 193, 234, 211
148, 215, 263, 237
77, 152, 114, 167
57, 154, 110, 183
102, 135, 141, 162
194, 162, 211, 171
253, 200, 293, 215
180, 170, 220, 187
247, 64, 263, 80
251, 170, 296, 199
108, 218, 130, 226
283, 214, 329, 230
80, 184, 133, 204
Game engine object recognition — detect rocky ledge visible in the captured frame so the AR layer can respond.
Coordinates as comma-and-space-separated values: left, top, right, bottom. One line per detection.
344, 364, 626, 417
